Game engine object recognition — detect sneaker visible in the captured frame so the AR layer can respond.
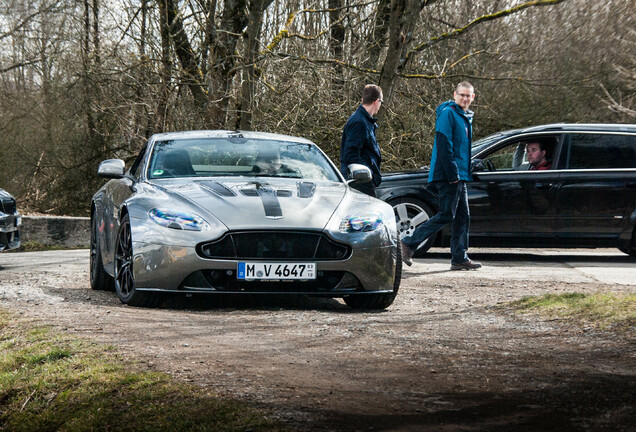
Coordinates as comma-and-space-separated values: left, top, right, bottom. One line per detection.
400, 241, 414, 267
450, 259, 482, 271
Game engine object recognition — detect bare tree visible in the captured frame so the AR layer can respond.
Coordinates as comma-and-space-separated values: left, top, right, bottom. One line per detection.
1, 0, 634, 215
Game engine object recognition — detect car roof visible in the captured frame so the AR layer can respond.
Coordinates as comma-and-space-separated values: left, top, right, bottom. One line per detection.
148, 130, 315, 144
509, 123, 636, 134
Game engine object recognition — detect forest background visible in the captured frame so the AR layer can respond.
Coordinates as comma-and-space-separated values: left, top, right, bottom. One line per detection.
0, 0, 634, 215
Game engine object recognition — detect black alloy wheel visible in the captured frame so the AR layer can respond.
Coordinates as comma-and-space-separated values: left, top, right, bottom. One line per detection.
114, 214, 159, 306
115, 214, 134, 302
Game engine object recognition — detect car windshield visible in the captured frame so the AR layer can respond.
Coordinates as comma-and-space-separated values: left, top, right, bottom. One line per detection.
146, 137, 341, 181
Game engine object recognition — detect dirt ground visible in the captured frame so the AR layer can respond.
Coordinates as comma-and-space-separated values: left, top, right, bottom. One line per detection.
0, 249, 634, 431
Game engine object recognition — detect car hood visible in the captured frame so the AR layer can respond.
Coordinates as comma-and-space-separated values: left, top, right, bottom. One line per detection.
380, 168, 430, 182
148, 178, 347, 231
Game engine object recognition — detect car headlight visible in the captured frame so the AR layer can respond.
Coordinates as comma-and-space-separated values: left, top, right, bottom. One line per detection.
339, 213, 384, 233
148, 208, 210, 231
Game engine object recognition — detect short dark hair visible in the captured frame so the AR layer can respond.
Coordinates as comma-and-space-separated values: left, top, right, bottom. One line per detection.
362, 84, 382, 105
455, 81, 474, 93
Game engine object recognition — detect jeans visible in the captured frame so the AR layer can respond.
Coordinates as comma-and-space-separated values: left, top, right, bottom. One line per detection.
402, 181, 470, 264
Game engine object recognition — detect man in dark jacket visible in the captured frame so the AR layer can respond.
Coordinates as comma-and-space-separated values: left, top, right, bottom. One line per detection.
340, 84, 383, 197
401, 82, 482, 271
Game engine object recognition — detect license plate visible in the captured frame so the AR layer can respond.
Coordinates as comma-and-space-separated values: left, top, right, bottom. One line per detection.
237, 262, 316, 280
15, 216, 21, 227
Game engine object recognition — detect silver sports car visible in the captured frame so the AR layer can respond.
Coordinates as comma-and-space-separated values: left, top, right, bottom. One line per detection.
91, 130, 401, 309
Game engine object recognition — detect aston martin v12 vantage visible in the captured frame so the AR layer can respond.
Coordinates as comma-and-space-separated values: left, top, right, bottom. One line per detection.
91, 130, 401, 309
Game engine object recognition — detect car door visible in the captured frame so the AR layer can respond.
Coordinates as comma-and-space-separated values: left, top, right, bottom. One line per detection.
555, 133, 636, 246
468, 135, 562, 245
103, 146, 148, 271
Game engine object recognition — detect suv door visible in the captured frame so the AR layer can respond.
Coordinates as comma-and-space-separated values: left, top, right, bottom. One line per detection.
556, 133, 636, 247
468, 134, 562, 245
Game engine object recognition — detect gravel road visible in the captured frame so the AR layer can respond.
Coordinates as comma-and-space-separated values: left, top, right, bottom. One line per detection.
0, 248, 634, 431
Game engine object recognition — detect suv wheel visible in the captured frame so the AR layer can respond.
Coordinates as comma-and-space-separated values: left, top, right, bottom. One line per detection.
390, 197, 435, 256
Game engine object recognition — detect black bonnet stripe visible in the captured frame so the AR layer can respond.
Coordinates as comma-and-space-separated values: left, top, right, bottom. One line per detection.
254, 183, 282, 218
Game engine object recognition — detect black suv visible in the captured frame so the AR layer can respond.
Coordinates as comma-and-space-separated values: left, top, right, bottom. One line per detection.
377, 124, 636, 256
0, 188, 21, 251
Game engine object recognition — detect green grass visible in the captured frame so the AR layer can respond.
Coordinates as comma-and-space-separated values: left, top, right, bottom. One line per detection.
506, 292, 636, 331
0, 310, 286, 432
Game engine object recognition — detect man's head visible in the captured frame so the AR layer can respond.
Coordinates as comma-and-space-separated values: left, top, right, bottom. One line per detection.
361, 84, 383, 116
453, 81, 475, 111
525, 141, 548, 166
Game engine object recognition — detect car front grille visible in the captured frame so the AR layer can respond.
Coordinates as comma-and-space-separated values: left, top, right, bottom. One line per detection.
197, 231, 350, 260
0, 198, 16, 214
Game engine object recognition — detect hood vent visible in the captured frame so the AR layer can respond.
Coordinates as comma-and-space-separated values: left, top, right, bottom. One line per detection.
197, 181, 236, 197
297, 182, 316, 198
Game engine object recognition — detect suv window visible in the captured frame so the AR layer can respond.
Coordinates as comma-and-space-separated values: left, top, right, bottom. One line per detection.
481, 137, 557, 171
567, 134, 636, 169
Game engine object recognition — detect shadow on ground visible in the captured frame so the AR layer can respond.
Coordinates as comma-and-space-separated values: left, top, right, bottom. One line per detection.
309, 373, 635, 432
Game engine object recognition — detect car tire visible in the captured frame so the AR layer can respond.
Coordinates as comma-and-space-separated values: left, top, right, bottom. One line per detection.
114, 214, 162, 307
343, 241, 401, 310
390, 197, 436, 257
90, 215, 114, 291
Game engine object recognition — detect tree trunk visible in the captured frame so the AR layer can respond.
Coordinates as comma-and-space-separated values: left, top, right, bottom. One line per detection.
156, 0, 172, 132
328, 0, 345, 87
208, 0, 249, 128
239, 0, 273, 130
367, 0, 391, 70
82, 0, 96, 145
378, 1, 428, 105
160, 0, 209, 119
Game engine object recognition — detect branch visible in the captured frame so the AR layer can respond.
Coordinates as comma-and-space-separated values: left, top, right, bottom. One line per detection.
0, 2, 65, 41
266, 50, 488, 80
269, 52, 381, 75
0, 59, 41, 73
600, 84, 636, 118
263, 1, 377, 53
406, 0, 569, 61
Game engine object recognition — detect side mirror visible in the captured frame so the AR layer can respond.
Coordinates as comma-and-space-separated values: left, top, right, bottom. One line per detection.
98, 159, 126, 179
347, 163, 372, 183
471, 159, 486, 173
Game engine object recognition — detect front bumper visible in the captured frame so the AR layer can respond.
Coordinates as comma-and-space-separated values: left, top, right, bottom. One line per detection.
0, 213, 21, 251
131, 241, 397, 296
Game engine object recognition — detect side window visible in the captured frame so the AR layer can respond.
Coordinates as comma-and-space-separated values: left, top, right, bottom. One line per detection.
567, 134, 636, 169
482, 136, 557, 171
130, 144, 148, 178
483, 143, 519, 170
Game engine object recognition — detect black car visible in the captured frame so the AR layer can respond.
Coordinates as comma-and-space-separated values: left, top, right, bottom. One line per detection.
377, 123, 636, 256
0, 188, 21, 252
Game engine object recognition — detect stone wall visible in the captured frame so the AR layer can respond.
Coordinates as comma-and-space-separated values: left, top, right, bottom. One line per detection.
21, 216, 90, 248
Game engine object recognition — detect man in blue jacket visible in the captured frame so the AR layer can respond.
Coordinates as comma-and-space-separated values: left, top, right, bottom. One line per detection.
401, 82, 482, 271
340, 84, 383, 197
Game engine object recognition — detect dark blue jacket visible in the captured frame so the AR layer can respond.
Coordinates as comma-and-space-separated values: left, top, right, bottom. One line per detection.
428, 100, 474, 183
340, 105, 382, 186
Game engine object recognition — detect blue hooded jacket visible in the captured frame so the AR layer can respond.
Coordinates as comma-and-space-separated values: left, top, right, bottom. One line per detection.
340, 105, 382, 186
428, 100, 474, 183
